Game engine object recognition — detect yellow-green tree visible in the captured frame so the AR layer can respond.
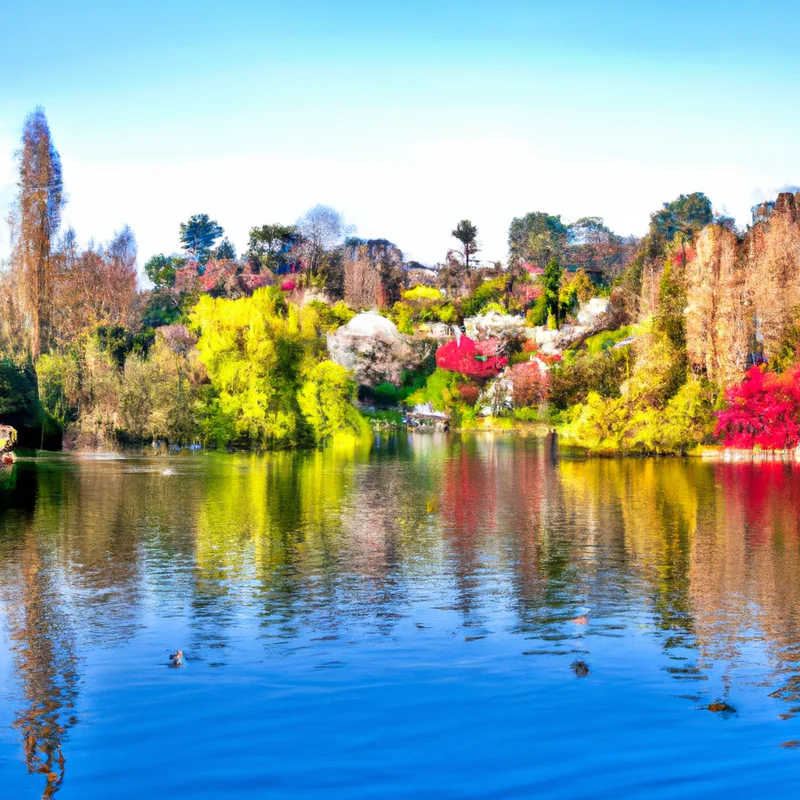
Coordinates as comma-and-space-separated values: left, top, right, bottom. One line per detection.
191, 287, 365, 448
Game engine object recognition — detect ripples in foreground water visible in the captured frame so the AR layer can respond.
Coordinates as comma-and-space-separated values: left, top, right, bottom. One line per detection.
2, 434, 800, 798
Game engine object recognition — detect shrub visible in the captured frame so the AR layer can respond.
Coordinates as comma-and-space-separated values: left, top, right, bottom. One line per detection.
461, 277, 506, 318
307, 300, 356, 332
435, 336, 508, 379
298, 360, 368, 443
715, 365, 800, 449
458, 383, 480, 405
402, 285, 443, 304
406, 368, 462, 411
549, 346, 631, 409
435, 303, 459, 324
509, 361, 549, 407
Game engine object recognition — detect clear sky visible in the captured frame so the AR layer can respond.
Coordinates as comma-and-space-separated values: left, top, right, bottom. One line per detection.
1, 0, 799, 273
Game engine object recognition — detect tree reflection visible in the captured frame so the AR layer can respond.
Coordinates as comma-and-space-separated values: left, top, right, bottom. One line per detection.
0, 468, 79, 798
6, 440, 800, 795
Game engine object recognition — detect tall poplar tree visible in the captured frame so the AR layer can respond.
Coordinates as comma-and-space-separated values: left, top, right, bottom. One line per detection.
10, 107, 64, 358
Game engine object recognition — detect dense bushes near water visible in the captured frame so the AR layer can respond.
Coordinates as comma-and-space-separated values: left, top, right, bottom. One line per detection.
29, 288, 369, 450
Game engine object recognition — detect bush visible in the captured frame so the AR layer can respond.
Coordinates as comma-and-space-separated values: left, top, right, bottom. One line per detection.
457, 383, 480, 405
191, 288, 362, 448
509, 361, 549, 407
549, 346, 632, 409
461, 277, 506, 318
435, 336, 508, 379
0, 356, 48, 446
308, 300, 356, 332
298, 361, 369, 443
715, 365, 800, 449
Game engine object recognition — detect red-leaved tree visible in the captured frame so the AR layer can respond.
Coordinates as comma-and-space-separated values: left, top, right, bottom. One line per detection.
715, 365, 800, 449
436, 336, 508, 380
510, 361, 549, 407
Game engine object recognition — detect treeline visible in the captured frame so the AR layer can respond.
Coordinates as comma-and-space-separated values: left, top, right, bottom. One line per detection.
4, 106, 798, 455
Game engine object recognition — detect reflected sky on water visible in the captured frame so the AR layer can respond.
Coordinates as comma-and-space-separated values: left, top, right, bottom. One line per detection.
2, 435, 800, 798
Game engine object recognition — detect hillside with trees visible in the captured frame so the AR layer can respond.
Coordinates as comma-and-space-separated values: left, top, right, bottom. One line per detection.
3, 108, 800, 455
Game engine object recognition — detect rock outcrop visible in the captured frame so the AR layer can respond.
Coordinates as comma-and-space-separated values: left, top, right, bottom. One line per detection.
464, 310, 528, 345
328, 311, 435, 386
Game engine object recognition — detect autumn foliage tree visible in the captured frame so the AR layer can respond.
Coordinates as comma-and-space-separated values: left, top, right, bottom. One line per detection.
715, 365, 800, 450
510, 360, 549, 407
9, 107, 65, 357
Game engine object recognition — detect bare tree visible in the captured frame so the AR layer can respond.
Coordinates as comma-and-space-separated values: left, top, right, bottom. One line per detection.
9, 107, 65, 358
296, 204, 351, 277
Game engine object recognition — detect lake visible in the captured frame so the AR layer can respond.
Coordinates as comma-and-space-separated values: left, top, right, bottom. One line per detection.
1, 434, 800, 798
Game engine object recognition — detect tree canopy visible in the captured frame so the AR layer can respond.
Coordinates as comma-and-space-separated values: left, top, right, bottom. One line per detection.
179, 213, 224, 264
508, 212, 568, 270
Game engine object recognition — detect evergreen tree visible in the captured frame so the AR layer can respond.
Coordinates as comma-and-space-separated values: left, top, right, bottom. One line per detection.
178, 214, 224, 264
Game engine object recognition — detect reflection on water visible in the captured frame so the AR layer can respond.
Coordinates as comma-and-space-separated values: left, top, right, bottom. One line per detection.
2, 437, 800, 797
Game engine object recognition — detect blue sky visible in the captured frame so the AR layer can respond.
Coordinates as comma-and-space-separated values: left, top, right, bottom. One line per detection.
1, 0, 799, 270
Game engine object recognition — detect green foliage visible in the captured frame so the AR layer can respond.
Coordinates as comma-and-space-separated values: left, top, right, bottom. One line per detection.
392, 302, 415, 334
297, 360, 368, 443
190, 288, 363, 449
119, 327, 206, 444
435, 303, 459, 324
36, 353, 73, 427
451, 219, 479, 271
461, 277, 506, 318
0, 357, 43, 433
144, 254, 184, 289
404, 367, 475, 424
526, 258, 562, 326
508, 212, 568, 269
770, 311, 800, 373
179, 213, 224, 264
363, 409, 405, 428
141, 289, 186, 329
648, 192, 712, 255
584, 326, 635, 356
191, 289, 311, 447
214, 238, 236, 260
308, 300, 356, 332
246, 223, 297, 271
654, 260, 687, 353
560, 327, 715, 454
549, 345, 632, 409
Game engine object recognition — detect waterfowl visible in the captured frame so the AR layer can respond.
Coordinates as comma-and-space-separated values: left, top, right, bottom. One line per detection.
169, 650, 184, 666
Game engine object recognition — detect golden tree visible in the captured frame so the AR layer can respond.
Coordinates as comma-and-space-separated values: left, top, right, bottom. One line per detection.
9, 107, 64, 358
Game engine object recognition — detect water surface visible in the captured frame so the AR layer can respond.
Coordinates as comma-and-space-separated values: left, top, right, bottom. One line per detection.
2, 435, 800, 798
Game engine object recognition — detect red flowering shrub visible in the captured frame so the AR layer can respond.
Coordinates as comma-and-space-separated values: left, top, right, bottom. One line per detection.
435, 336, 508, 379
280, 279, 296, 292
510, 361, 549, 407
715, 365, 800, 449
